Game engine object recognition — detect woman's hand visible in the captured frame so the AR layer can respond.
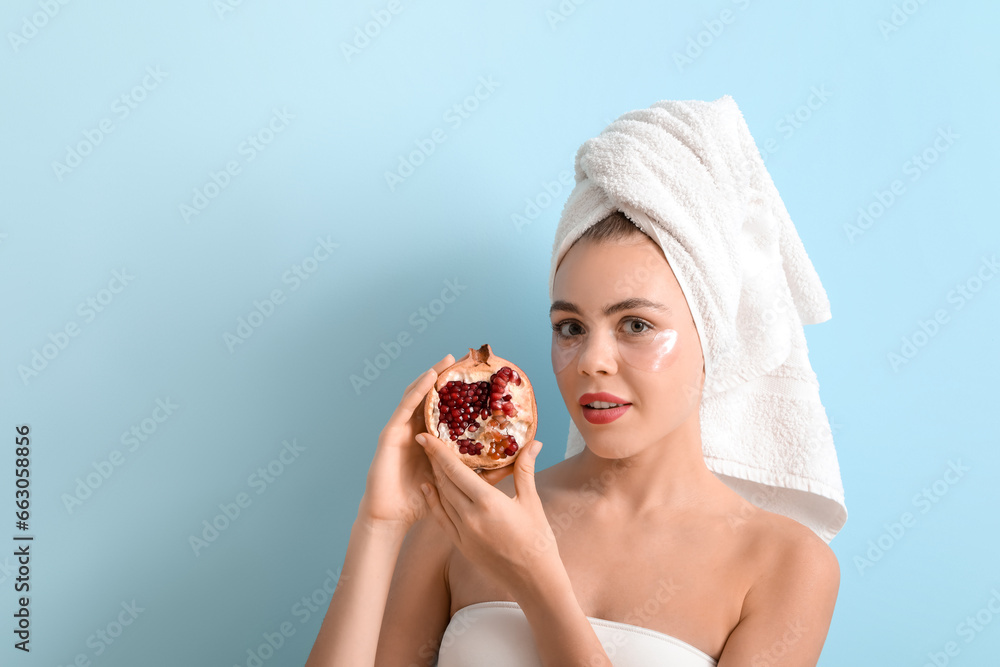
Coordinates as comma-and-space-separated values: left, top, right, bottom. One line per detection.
358, 355, 514, 533
415, 432, 563, 597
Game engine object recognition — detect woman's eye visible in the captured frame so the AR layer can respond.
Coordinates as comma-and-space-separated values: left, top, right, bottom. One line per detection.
626, 318, 651, 334
551, 321, 582, 337
552, 319, 652, 338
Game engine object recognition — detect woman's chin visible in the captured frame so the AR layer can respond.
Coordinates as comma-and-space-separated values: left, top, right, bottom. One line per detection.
577, 430, 637, 460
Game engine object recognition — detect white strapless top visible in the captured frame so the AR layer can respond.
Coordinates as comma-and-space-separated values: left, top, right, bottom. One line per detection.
435, 600, 718, 666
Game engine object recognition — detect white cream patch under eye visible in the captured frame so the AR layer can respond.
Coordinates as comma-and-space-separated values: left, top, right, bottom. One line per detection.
619, 328, 678, 371
551, 327, 679, 374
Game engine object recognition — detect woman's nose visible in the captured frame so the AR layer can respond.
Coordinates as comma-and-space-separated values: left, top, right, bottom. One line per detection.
576, 328, 618, 375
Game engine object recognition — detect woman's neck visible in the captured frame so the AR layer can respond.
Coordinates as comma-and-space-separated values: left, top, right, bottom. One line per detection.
568, 418, 731, 519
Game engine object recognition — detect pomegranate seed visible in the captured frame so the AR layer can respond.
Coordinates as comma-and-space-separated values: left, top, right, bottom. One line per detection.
437, 379, 499, 441
434, 359, 530, 453
457, 438, 484, 456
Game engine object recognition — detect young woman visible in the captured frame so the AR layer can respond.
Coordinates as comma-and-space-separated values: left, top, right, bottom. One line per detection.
306, 212, 840, 666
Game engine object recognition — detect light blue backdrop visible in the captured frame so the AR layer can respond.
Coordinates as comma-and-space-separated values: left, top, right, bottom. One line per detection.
2, 1, 997, 665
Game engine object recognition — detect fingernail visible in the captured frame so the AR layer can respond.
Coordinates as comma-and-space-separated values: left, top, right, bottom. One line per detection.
420, 483, 431, 495
532, 441, 542, 456
415, 434, 427, 446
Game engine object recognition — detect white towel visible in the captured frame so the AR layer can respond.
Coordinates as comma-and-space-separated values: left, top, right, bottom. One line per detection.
548, 95, 847, 543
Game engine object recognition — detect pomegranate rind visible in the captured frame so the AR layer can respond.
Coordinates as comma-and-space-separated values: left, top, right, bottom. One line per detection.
423, 344, 538, 471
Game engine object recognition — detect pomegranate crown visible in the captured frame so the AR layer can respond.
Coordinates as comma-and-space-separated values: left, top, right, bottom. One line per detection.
467, 343, 495, 366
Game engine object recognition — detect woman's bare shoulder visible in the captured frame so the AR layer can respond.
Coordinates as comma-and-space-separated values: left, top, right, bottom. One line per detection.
749, 507, 834, 552
739, 505, 840, 584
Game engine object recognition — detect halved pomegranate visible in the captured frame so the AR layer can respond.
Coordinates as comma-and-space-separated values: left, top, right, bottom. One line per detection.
424, 344, 537, 471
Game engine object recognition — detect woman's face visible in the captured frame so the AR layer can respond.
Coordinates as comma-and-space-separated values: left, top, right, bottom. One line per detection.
550, 235, 705, 459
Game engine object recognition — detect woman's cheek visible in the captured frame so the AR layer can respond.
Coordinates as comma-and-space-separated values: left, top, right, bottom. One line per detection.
619, 329, 679, 372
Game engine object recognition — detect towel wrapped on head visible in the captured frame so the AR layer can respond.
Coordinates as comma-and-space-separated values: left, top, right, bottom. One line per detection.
549, 94, 847, 543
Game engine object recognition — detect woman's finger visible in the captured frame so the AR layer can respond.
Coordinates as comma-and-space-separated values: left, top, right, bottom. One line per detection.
513, 440, 543, 506
387, 356, 454, 428
421, 483, 461, 545
428, 452, 474, 515
418, 433, 496, 505
389, 369, 437, 428
402, 354, 454, 395
428, 471, 464, 536
477, 465, 514, 487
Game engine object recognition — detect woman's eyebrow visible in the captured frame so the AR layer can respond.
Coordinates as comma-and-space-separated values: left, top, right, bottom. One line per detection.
549, 297, 672, 317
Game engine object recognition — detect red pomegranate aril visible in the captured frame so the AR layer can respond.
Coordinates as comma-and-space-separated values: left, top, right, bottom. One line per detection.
436, 378, 495, 442
426, 345, 537, 470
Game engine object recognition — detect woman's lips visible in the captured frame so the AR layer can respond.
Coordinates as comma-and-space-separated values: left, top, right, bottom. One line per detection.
581, 404, 631, 424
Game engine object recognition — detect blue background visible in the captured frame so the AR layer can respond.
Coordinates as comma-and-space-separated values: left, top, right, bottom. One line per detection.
2, 1, 997, 665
